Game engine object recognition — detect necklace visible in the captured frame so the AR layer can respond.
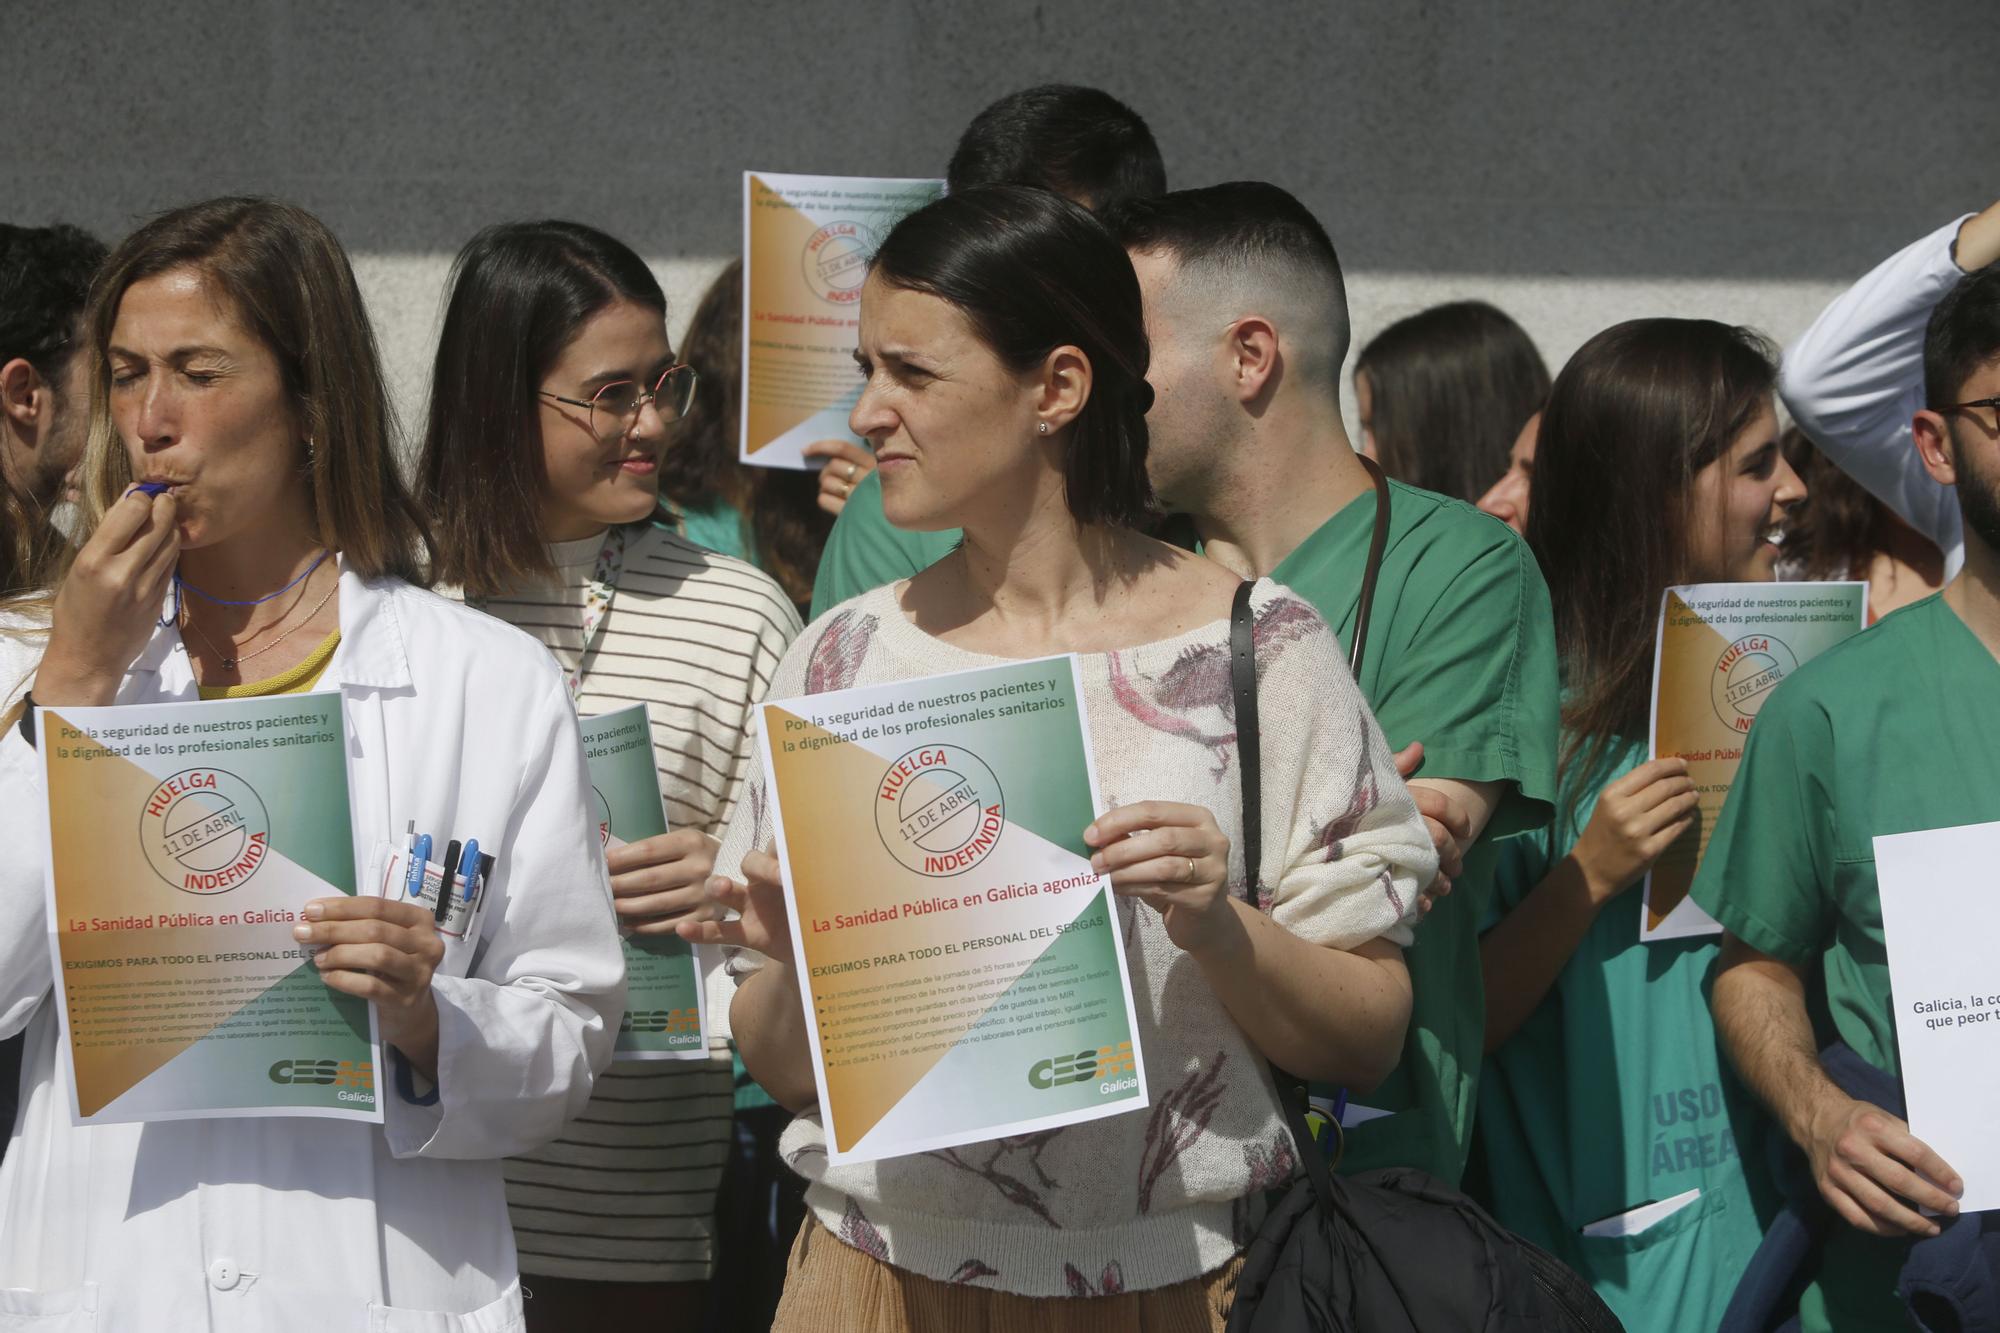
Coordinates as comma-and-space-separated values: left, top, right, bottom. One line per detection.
182, 578, 338, 671
177, 549, 331, 607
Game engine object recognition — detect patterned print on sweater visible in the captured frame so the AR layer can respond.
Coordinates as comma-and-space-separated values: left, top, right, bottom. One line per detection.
713, 579, 1436, 1296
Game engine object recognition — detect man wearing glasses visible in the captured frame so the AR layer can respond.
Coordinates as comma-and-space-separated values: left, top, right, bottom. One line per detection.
1696, 259, 2000, 1330
1780, 197, 2000, 576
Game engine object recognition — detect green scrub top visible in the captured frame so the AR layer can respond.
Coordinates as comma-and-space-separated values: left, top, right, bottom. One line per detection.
1271, 481, 1559, 1185
1478, 736, 1776, 1333
1691, 593, 2000, 1332
808, 469, 957, 620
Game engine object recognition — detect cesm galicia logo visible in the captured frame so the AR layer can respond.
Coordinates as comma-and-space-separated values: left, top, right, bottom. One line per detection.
875, 744, 1006, 877
1711, 634, 1799, 733
1028, 1041, 1137, 1095
140, 768, 270, 895
621, 1008, 702, 1036
269, 1058, 375, 1104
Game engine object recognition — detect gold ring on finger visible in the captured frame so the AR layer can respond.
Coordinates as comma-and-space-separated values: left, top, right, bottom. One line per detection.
1185, 856, 1198, 882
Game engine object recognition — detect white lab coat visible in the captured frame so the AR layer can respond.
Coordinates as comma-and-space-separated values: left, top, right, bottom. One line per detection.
1780, 212, 1975, 579
0, 566, 626, 1331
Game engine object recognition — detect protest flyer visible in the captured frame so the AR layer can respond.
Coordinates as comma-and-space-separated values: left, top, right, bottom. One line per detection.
579, 704, 708, 1060
757, 656, 1146, 1164
39, 692, 380, 1125
1876, 821, 2000, 1214
1643, 581, 1867, 941
740, 170, 945, 469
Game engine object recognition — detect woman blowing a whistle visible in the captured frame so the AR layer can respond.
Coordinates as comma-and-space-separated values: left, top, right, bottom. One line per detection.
0, 197, 624, 1330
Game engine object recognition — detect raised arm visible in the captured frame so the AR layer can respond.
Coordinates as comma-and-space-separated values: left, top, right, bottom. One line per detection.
1781, 205, 2000, 560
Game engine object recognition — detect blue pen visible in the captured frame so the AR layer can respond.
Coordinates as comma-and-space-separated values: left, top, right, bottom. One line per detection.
454, 840, 481, 916
406, 833, 432, 900
132, 480, 172, 497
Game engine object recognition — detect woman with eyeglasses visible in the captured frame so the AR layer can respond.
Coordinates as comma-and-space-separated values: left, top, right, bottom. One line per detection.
417, 220, 801, 1331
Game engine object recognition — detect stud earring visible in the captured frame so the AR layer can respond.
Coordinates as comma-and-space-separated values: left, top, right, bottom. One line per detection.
1037, 422, 1050, 435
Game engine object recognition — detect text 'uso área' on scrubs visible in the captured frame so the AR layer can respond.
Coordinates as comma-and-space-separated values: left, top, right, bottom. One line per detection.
1476, 736, 1777, 1333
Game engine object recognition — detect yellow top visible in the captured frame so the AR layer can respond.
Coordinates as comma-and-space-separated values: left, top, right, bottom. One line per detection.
197, 631, 341, 701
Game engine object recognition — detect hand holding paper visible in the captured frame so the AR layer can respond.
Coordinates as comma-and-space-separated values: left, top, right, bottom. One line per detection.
607, 827, 722, 935
578, 704, 711, 1059
683, 851, 796, 963
1573, 757, 1696, 903
1086, 801, 1233, 954
751, 655, 1147, 1162
299, 895, 445, 1076
1875, 820, 2000, 1217
1804, 1094, 1961, 1237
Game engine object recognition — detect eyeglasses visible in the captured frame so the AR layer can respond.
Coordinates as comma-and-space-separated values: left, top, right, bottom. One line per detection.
540, 364, 699, 438
1942, 396, 2000, 427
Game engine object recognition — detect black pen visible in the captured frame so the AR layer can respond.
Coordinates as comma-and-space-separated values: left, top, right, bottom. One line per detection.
436, 840, 461, 925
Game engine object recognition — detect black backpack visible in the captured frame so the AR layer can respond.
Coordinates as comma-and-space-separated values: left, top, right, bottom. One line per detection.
1223, 544, 1623, 1332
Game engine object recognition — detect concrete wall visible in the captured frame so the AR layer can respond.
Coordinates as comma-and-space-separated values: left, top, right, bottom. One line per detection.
10, 1, 1996, 440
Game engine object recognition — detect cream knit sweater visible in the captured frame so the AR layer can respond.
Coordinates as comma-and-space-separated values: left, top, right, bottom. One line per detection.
715, 578, 1435, 1297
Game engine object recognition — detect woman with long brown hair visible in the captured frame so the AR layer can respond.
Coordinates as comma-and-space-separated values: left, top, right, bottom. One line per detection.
1474, 319, 1804, 1332
0, 197, 624, 1329
1354, 300, 1550, 504
417, 219, 799, 1331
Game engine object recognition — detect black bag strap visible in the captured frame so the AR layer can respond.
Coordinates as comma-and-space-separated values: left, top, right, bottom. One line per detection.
1230, 456, 1391, 1212
1231, 580, 1333, 1215
1348, 455, 1391, 680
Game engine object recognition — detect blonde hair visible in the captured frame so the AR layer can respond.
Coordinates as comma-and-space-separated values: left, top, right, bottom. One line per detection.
68, 197, 432, 582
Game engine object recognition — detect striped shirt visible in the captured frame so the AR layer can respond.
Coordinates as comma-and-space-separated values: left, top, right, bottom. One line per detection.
478, 521, 801, 1282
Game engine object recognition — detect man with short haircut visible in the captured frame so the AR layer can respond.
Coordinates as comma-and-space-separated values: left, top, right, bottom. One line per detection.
1695, 264, 2000, 1331
809, 84, 1167, 615
1108, 183, 1559, 1186
0, 222, 106, 590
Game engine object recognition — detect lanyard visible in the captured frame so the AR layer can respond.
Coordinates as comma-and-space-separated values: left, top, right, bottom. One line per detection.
560, 525, 627, 704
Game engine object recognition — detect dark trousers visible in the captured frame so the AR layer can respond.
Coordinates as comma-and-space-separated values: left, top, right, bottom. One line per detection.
705, 1105, 809, 1333
524, 1274, 706, 1331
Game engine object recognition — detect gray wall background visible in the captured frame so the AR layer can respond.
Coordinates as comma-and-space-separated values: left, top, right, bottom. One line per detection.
10, 1, 1998, 440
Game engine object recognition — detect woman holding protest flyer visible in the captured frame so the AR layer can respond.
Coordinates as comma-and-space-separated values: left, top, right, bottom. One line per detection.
0, 197, 625, 1329
417, 220, 800, 1331
1474, 319, 1805, 1332
680, 185, 1435, 1331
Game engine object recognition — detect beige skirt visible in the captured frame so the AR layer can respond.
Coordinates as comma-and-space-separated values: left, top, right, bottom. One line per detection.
770, 1216, 1244, 1333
